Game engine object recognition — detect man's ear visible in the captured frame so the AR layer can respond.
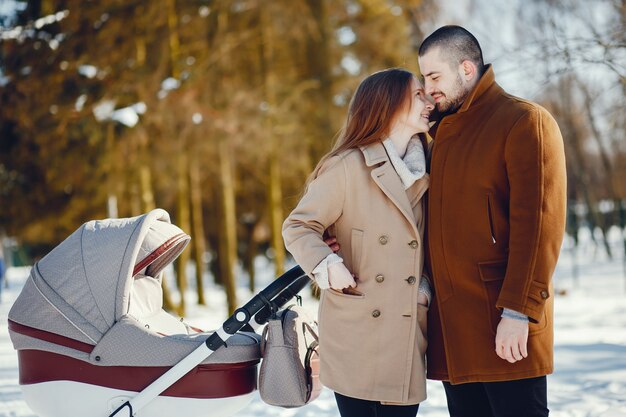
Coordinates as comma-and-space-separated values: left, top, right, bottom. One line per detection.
460, 60, 477, 82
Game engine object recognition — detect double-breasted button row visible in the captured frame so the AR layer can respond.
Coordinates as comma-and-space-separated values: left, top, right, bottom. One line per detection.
372, 309, 381, 318
374, 274, 415, 284
379, 236, 419, 248
540, 290, 549, 299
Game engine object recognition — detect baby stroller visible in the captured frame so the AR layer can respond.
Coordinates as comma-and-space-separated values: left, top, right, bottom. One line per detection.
8, 209, 309, 417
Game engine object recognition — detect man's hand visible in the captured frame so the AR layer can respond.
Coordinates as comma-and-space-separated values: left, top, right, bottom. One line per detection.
328, 262, 356, 290
324, 236, 340, 253
495, 317, 529, 363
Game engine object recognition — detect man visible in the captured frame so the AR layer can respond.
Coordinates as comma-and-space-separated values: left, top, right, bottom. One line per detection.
418, 26, 566, 416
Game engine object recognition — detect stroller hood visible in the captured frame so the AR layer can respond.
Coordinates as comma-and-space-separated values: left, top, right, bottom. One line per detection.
9, 209, 190, 343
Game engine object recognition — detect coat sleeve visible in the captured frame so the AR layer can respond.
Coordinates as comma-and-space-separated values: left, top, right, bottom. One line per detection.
282, 155, 347, 276
497, 106, 567, 323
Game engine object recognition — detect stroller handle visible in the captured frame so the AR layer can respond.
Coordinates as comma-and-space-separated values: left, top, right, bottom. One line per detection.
247, 267, 311, 328
206, 265, 310, 350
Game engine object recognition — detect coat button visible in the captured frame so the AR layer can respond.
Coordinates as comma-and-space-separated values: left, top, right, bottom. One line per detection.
375, 274, 385, 283
540, 290, 549, 299
408, 240, 418, 249
378, 235, 389, 245
372, 309, 381, 318
406, 276, 417, 285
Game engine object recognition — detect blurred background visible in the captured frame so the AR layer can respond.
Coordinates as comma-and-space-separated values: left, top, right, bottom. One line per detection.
0, 0, 624, 315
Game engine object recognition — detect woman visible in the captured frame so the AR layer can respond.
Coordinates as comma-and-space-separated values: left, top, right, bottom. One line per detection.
282, 68, 434, 417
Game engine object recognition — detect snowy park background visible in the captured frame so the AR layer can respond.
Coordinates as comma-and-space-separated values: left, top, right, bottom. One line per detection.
1, 228, 626, 417
1, 0, 625, 415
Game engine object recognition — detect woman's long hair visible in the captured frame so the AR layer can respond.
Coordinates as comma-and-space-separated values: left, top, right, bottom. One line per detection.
307, 68, 415, 185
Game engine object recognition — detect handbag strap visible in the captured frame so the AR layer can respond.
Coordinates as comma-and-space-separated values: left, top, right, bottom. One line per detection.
260, 317, 286, 357
260, 324, 269, 357
302, 321, 319, 346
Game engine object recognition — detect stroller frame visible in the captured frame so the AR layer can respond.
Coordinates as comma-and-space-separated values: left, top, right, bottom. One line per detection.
109, 265, 309, 417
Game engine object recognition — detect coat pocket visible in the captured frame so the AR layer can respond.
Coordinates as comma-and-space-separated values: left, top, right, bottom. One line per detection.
327, 288, 366, 299
478, 259, 507, 335
351, 229, 364, 275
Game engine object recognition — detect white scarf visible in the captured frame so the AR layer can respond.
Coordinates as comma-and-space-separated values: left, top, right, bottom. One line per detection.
382, 137, 427, 189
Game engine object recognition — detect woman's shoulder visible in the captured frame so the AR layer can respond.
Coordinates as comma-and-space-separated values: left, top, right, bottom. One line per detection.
335, 148, 364, 167
318, 148, 362, 175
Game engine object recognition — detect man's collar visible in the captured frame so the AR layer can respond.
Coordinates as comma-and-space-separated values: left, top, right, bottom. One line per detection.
457, 64, 499, 113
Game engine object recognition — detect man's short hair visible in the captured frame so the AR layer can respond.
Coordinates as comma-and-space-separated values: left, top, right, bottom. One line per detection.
419, 25, 485, 73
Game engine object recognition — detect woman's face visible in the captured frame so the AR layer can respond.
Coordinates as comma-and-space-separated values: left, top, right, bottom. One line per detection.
393, 78, 434, 135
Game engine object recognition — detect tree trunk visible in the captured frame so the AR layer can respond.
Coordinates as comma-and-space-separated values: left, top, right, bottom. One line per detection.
210, 188, 224, 287
247, 233, 257, 293
305, 0, 334, 164
579, 83, 622, 248
219, 137, 238, 314
260, 4, 285, 277
268, 150, 285, 277
189, 156, 207, 305
560, 80, 612, 259
139, 165, 155, 212
165, 0, 181, 79
175, 153, 191, 316
133, 3, 176, 311
240, 215, 258, 293
165, 0, 191, 315
105, 122, 119, 218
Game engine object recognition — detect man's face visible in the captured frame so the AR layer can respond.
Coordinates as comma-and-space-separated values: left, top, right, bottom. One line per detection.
418, 47, 472, 115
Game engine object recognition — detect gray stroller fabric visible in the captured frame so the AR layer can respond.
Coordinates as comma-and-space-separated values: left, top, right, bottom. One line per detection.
9, 209, 261, 367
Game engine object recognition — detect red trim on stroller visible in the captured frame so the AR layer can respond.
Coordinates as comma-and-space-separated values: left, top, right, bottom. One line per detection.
133, 233, 189, 276
18, 350, 259, 399
8, 320, 95, 353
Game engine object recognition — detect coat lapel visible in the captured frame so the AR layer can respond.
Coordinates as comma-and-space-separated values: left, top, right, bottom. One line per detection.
406, 175, 429, 209
361, 142, 418, 237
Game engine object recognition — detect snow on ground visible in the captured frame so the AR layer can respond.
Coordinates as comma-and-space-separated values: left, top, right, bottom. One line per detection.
1, 228, 626, 416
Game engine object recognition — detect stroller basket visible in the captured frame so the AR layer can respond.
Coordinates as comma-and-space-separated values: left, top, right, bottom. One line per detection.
7, 209, 309, 417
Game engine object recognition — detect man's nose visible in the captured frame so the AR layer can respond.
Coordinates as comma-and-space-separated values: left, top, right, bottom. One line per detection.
424, 82, 435, 95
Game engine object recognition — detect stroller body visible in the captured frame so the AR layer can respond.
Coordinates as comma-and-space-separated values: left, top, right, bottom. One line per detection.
8, 209, 308, 417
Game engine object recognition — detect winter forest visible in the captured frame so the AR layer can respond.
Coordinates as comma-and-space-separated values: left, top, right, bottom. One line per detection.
1, 1, 626, 417
1, 0, 625, 318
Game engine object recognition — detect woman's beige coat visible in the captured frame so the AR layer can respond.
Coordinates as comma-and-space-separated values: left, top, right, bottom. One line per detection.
282, 141, 429, 405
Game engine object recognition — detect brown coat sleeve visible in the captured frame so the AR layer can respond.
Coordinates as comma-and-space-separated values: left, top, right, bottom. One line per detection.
282, 155, 347, 276
497, 106, 567, 323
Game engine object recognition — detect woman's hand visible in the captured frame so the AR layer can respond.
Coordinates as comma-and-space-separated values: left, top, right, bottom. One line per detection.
328, 262, 357, 290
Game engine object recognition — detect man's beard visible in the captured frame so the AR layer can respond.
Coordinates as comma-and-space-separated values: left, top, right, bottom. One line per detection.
436, 74, 471, 116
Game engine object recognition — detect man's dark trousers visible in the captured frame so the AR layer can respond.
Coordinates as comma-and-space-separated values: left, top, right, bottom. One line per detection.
442, 376, 548, 417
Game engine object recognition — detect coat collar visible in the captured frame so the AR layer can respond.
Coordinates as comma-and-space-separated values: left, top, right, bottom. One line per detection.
429, 65, 503, 139
360, 141, 388, 167
456, 64, 503, 114
358, 142, 424, 237
359, 134, 429, 167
